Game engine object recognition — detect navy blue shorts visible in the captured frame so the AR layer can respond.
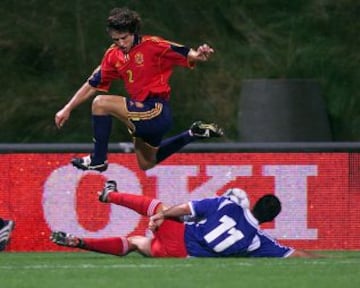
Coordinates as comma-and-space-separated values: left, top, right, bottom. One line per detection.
126, 97, 173, 147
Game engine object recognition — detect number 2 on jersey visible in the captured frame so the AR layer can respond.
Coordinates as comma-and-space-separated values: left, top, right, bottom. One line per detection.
126, 69, 134, 83
204, 215, 244, 252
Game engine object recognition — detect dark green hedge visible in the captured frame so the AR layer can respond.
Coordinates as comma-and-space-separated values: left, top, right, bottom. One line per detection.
1, 0, 359, 142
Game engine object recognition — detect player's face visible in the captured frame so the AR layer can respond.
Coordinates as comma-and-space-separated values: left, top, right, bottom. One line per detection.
109, 30, 135, 54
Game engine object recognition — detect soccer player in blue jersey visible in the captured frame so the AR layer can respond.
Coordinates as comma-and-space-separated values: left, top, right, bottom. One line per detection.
51, 181, 316, 258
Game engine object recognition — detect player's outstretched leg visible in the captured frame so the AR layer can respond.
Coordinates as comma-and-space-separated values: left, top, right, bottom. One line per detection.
0, 219, 15, 251
99, 180, 163, 216
156, 120, 224, 164
50, 231, 130, 256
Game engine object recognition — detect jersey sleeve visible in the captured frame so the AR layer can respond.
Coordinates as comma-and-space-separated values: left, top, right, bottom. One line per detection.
189, 197, 221, 218
88, 46, 122, 91
145, 36, 194, 69
166, 42, 195, 68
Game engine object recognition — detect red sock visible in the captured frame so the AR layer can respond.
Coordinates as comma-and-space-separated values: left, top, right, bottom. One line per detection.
108, 193, 161, 216
82, 237, 129, 256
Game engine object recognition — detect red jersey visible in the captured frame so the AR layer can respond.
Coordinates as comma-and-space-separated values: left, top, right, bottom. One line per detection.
88, 35, 194, 102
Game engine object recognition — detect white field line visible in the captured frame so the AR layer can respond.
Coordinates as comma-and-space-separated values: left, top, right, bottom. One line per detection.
0, 262, 252, 270
0, 259, 359, 270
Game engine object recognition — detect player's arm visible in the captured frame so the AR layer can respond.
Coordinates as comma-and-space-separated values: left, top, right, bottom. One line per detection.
55, 82, 97, 129
149, 203, 191, 231
165, 41, 214, 67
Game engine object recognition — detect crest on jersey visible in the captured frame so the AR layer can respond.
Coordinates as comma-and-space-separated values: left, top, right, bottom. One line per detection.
134, 52, 144, 65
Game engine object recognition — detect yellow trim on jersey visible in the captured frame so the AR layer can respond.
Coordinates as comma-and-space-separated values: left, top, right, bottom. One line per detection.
127, 102, 163, 121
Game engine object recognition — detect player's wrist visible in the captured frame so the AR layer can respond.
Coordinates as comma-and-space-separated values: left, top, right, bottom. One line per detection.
159, 210, 166, 219
187, 49, 198, 61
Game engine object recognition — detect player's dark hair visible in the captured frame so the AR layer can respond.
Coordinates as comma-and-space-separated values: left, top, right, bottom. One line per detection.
106, 7, 141, 34
252, 194, 281, 224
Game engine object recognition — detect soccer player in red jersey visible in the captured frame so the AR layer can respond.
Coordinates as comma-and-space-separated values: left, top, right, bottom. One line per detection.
55, 7, 223, 172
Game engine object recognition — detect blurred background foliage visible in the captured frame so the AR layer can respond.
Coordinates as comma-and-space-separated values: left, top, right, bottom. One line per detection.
0, 0, 359, 142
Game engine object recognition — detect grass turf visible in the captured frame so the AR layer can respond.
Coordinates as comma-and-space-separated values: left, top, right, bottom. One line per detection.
0, 251, 359, 288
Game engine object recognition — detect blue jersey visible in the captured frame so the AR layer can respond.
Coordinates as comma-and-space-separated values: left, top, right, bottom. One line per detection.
184, 197, 293, 257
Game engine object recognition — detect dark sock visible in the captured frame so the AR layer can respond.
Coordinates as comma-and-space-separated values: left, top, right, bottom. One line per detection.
156, 131, 194, 164
92, 115, 112, 163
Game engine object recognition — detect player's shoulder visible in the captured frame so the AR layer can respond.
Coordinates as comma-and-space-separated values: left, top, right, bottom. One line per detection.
198, 196, 240, 212
141, 35, 166, 43
101, 44, 126, 65
103, 44, 120, 56
141, 35, 179, 48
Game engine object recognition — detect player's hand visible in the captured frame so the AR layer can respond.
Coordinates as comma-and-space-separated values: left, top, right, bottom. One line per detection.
55, 108, 70, 129
148, 212, 165, 232
197, 43, 214, 60
188, 43, 214, 62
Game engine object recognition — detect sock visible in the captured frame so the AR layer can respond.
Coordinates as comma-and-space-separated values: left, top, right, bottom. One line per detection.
156, 130, 194, 164
82, 237, 129, 256
108, 193, 162, 216
92, 115, 112, 163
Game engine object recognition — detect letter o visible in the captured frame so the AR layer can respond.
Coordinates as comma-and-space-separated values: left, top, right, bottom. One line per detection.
43, 164, 141, 237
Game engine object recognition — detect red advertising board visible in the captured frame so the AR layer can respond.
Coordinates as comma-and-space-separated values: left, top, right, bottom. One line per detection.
0, 152, 359, 251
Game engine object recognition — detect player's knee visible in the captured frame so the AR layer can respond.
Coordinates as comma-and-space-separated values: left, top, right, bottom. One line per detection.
92, 95, 108, 113
136, 156, 156, 171
128, 236, 152, 256
138, 161, 155, 171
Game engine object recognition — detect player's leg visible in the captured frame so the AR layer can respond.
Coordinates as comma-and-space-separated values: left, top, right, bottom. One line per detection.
127, 236, 152, 257
71, 95, 134, 172
129, 100, 224, 170
98, 180, 166, 216
133, 120, 225, 170
155, 120, 224, 164
126, 97, 172, 170
131, 129, 193, 170
133, 137, 159, 170
50, 231, 135, 256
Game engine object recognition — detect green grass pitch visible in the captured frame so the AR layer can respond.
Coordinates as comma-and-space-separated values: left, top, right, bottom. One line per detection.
0, 251, 359, 288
